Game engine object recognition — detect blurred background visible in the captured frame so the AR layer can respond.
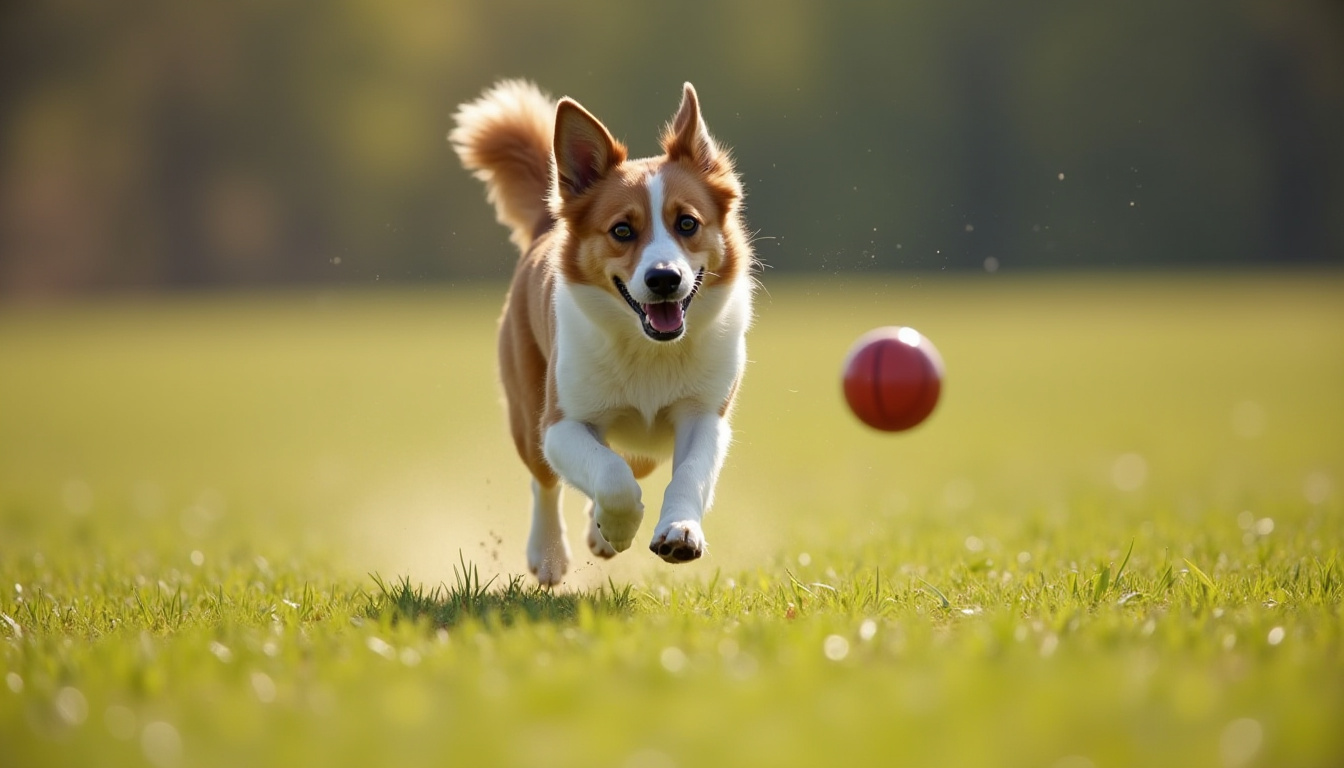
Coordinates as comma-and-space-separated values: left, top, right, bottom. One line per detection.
1, 0, 1341, 298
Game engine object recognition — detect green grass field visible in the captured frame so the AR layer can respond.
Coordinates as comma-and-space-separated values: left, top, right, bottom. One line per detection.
2, 273, 1342, 768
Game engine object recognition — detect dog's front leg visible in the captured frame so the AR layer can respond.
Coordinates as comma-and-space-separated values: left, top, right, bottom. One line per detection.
543, 419, 644, 552
651, 412, 730, 563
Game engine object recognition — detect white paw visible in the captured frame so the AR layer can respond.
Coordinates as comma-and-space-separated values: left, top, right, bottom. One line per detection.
593, 506, 642, 553
649, 520, 706, 563
592, 469, 644, 552
586, 503, 618, 559
527, 531, 571, 587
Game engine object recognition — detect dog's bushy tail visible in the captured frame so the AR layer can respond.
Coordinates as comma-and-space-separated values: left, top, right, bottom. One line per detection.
450, 80, 556, 253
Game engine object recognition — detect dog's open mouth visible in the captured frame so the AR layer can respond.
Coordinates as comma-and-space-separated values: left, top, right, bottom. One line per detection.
613, 268, 705, 341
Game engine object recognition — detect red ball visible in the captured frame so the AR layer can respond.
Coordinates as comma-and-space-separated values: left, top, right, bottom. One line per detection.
842, 327, 944, 432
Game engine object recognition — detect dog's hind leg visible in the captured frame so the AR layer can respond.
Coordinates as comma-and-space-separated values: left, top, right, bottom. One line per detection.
584, 500, 617, 559
527, 478, 570, 586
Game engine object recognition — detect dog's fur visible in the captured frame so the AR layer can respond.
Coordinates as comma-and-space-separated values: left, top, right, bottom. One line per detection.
450, 81, 754, 585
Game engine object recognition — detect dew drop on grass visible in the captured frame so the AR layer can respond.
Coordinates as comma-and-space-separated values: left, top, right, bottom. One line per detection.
141, 721, 182, 768
796, 552, 811, 567
823, 635, 849, 661
250, 672, 276, 703
1303, 472, 1333, 505
55, 687, 88, 726
1219, 718, 1264, 768
1039, 634, 1060, 657
717, 638, 739, 659
1267, 626, 1285, 646
659, 646, 687, 674
189, 551, 204, 567
729, 651, 760, 680
366, 637, 395, 659
208, 642, 232, 663
859, 619, 877, 641
1111, 453, 1148, 492
5, 672, 22, 692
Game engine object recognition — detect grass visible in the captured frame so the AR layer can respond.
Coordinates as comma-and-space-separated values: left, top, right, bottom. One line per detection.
1, 272, 1342, 767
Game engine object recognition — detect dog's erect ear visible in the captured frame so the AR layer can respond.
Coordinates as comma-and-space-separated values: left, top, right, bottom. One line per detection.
554, 98, 626, 200
663, 82, 720, 169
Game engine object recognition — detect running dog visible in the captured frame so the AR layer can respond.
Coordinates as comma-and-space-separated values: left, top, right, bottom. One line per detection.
451, 81, 754, 585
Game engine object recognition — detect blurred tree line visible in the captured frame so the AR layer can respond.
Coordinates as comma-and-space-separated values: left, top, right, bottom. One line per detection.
1, 0, 1341, 296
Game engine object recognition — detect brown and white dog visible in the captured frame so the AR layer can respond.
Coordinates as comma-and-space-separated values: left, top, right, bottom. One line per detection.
451, 81, 754, 586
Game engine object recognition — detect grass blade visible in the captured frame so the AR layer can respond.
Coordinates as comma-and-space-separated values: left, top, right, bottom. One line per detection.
1184, 558, 1217, 594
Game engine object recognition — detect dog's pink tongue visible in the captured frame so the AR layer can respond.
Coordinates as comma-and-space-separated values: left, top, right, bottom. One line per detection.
644, 302, 684, 333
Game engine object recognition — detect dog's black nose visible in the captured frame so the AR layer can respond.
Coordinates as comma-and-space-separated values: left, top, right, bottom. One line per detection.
644, 268, 682, 297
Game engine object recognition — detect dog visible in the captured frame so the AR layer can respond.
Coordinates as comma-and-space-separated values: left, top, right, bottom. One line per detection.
450, 81, 755, 586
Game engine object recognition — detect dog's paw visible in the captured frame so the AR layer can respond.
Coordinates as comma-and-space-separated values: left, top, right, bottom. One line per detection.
593, 505, 642, 553
592, 470, 644, 552
586, 505, 619, 559
527, 532, 571, 587
649, 520, 706, 563
594, 466, 642, 515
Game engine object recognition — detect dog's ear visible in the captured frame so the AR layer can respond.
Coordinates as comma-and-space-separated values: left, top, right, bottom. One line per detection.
663, 83, 721, 170
554, 98, 626, 200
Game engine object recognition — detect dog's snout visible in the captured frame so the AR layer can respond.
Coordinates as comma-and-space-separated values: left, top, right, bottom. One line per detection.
644, 268, 682, 298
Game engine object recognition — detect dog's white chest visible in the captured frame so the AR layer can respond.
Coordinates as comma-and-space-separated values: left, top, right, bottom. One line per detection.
552, 282, 740, 436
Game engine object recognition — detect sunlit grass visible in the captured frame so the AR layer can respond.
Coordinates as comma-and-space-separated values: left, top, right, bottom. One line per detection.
2, 273, 1342, 767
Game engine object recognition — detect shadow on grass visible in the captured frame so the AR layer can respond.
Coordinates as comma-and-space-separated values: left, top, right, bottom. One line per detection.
367, 555, 635, 628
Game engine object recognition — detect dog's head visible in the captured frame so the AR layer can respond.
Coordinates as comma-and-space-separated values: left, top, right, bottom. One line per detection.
549, 84, 748, 343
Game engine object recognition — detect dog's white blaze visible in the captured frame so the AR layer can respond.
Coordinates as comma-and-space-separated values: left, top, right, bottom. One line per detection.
631, 172, 695, 304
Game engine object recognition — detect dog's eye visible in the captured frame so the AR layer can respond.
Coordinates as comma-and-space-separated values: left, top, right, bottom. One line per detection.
610, 223, 635, 242
675, 215, 699, 235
